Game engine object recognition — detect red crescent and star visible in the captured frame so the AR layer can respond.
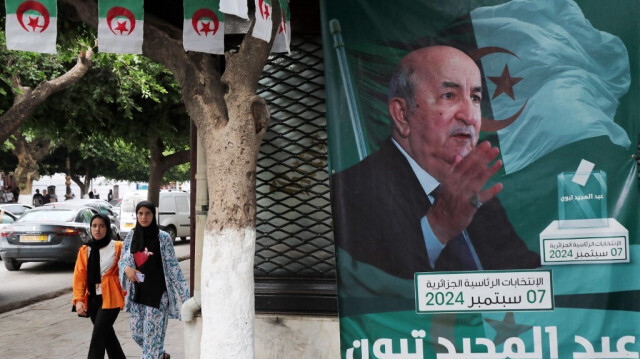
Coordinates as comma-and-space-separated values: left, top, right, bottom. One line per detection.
16, 0, 50, 33
192, 8, 219, 36
258, 0, 271, 20
469, 47, 528, 132
278, 9, 286, 34
106, 6, 136, 36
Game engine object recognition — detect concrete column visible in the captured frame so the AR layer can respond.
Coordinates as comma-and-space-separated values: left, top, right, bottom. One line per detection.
184, 131, 208, 358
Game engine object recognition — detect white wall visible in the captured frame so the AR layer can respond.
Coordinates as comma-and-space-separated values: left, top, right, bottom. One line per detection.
29, 174, 190, 200
255, 315, 339, 359
184, 315, 340, 358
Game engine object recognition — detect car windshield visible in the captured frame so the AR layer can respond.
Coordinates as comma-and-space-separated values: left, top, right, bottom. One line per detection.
16, 209, 76, 223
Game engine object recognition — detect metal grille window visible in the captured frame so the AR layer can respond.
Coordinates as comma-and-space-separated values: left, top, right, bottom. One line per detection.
255, 35, 337, 314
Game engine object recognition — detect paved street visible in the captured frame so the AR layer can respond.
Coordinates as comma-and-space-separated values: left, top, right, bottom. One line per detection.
0, 257, 190, 358
0, 239, 191, 313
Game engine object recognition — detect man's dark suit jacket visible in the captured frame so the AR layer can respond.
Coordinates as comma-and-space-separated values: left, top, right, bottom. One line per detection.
332, 139, 540, 280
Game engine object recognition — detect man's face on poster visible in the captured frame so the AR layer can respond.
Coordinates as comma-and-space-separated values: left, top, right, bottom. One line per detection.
392, 46, 483, 181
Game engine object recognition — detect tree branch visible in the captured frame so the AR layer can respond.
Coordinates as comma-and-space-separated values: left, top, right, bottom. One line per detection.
0, 46, 95, 143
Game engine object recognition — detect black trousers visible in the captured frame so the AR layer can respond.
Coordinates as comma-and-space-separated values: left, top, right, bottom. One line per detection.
87, 295, 126, 359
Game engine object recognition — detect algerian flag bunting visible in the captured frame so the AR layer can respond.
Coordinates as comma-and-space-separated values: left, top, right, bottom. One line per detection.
183, 0, 225, 54
271, 0, 290, 53
219, 0, 247, 20
5, 0, 57, 53
98, 0, 144, 54
252, 0, 273, 42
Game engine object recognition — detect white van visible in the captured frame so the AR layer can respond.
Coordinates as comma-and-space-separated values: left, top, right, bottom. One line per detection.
119, 190, 190, 241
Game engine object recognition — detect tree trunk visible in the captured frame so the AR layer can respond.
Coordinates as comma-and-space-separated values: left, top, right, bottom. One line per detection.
71, 174, 92, 198
199, 95, 269, 358
147, 136, 190, 206
10, 133, 52, 204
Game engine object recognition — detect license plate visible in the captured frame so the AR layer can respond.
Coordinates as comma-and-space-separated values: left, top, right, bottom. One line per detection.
20, 235, 48, 242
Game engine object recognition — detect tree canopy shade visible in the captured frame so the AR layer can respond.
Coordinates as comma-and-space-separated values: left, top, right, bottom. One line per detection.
0, 28, 95, 144
32, 50, 192, 200
0, 143, 18, 172
0, 8, 191, 198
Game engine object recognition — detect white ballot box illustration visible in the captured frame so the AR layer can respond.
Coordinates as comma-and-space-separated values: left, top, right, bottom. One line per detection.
540, 218, 629, 265
540, 160, 629, 265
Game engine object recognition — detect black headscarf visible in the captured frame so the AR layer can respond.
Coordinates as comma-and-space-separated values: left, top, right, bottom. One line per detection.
87, 213, 112, 296
129, 200, 166, 308
130, 200, 159, 253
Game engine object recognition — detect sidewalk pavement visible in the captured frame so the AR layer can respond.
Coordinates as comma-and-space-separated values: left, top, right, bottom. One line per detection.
0, 259, 190, 358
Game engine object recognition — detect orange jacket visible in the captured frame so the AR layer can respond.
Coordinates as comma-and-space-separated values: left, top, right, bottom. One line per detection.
72, 241, 125, 310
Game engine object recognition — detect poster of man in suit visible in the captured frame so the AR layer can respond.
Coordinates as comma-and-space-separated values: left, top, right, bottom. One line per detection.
323, 0, 640, 358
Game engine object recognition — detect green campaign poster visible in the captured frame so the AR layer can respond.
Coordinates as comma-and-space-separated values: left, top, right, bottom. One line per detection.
321, 0, 640, 358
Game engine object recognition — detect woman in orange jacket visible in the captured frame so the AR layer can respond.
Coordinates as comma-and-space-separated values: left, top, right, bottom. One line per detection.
72, 213, 126, 359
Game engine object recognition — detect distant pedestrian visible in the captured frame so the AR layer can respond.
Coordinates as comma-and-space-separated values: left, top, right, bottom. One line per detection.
42, 189, 51, 204
49, 190, 58, 203
32, 189, 43, 207
119, 201, 189, 359
73, 214, 126, 359
3, 186, 13, 203
108, 190, 113, 202
89, 190, 95, 199
11, 186, 19, 203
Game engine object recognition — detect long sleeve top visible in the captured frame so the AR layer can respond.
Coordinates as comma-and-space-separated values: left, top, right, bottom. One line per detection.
72, 241, 126, 310
118, 230, 190, 319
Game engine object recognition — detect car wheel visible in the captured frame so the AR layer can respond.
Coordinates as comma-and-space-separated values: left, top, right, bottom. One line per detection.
166, 226, 177, 242
4, 258, 22, 271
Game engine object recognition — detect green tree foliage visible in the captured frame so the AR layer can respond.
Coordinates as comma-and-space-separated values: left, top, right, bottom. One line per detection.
0, 14, 190, 186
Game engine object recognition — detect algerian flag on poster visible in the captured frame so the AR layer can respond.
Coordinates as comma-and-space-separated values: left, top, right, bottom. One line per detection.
219, 0, 247, 19
252, 0, 273, 42
470, 0, 631, 174
183, 0, 225, 54
271, 0, 290, 53
98, 0, 144, 54
5, 0, 57, 53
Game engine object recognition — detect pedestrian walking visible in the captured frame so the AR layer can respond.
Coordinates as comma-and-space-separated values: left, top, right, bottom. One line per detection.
11, 186, 19, 202
3, 186, 13, 203
32, 189, 43, 207
72, 213, 126, 359
119, 201, 189, 359
42, 189, 51, 204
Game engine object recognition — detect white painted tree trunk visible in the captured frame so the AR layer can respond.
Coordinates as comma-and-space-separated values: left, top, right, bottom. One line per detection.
17, 194, 32, 205
201, 227, 256, 358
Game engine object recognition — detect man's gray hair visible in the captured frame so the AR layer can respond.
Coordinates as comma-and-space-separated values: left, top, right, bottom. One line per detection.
387, 62, 417, 114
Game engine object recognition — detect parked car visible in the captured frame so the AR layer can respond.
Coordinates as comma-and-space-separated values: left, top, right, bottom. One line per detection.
120, 190, 190, 242
0, 211, 17, 260
45, 200, 121, 240
109, 198, 122, 207
0, 206, 98, 271
0, 210, 17, 228
0, 203, 32, 217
